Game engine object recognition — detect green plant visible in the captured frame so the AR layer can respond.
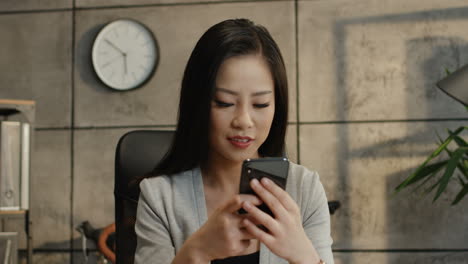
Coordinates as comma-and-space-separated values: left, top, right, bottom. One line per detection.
395, 107, 468, 205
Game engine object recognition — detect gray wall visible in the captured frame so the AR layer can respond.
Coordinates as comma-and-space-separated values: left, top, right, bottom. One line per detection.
0, 0, 467, 263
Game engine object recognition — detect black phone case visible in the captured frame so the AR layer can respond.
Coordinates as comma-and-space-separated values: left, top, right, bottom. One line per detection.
238, 157, 289, 216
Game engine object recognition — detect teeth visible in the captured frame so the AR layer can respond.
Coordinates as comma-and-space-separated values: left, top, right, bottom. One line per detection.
232, 138, 249, 142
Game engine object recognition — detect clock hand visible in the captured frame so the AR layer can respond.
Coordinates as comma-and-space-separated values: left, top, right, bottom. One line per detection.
102, 55, 122, 68
104, 39, 126, 55
124, 53, 128, 74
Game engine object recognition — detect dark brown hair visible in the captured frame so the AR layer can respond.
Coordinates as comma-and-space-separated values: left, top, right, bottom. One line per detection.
150, 18, 288, 177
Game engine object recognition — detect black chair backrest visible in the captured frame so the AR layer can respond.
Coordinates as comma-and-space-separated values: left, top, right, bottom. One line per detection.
114, 130, 174, 264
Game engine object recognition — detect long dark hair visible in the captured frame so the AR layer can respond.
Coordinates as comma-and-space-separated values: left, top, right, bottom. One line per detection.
150, 18, 288, 177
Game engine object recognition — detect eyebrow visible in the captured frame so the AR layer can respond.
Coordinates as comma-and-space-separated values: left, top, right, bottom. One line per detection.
215, 87, 273, 96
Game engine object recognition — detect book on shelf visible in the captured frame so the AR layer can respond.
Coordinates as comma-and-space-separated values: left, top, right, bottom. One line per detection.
20, 123, 29, 210
0, 121, 30, 211
0, 232, 17, 264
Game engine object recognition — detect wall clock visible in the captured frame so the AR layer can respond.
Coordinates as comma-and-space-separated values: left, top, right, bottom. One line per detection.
91, 18, 158, 91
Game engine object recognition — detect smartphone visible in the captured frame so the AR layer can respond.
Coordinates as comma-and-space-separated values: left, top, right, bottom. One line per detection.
238, 157, 289, 216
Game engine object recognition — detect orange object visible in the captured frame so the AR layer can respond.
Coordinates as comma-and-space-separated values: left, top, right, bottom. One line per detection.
97, 223, 116, 264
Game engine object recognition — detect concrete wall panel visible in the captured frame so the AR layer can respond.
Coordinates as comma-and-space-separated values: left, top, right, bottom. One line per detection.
73, 128, 134, 248
0, 1, 71, 12
33, 253, 70, 264
298, 0, 468, 122
0, 0, 467, 261
32, 130, 71, 249
74, 1, 296, 127
286, 124, 298, 163
300, 121, 468, 249
0, 12, 72, 128
76, 0, 239, 8
72, 251, 103, 264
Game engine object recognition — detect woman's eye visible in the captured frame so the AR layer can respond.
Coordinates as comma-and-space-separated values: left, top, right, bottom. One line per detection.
214, 100, 234, 107
254, 103, 270, 108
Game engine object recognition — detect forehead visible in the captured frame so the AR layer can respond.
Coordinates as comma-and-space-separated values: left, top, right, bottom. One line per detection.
215, 54, 274, 93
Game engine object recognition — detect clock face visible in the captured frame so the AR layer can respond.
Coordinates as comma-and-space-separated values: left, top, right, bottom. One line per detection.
92, 19, 158, 91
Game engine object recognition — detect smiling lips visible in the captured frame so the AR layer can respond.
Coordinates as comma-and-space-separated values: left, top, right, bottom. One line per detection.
228, 136, 254, 149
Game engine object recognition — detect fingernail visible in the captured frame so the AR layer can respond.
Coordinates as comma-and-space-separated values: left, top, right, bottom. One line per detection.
251, 178, 259, 186
261, 177, 270, 185
244, 202, 252, 209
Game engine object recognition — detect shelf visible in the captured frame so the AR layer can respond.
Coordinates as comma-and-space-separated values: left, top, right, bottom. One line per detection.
0, 99, 34, 264
0, 99, 35, 124
0, 210, 26, 216
0, 100, 34, 106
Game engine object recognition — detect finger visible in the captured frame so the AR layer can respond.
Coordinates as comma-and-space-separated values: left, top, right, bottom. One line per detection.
260, 177, 297, 213
242, 218, 274, 246
239, 194, 263, 206
225, 195, 262, 213
239, 228, 257, 240
239, 214, 262, 227
242, 200, 279, 234
250, 178, 287, 218
223, 195, 244, 213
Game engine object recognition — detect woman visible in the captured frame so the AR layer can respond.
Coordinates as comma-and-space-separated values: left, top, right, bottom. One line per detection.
135, 19, 333, 264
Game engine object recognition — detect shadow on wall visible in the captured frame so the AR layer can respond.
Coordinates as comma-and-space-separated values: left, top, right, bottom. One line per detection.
385, 37, 468, 248
40, 237, 102, 261
331, 6, 468, 264
406, 37, 468, 117
76, 23, 110, 94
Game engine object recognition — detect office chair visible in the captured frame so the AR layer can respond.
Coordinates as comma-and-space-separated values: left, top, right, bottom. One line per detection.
114, 130, 340, 264
114, 130, 174, 264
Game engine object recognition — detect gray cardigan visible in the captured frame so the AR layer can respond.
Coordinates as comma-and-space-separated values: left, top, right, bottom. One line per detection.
134, 162, 334, 264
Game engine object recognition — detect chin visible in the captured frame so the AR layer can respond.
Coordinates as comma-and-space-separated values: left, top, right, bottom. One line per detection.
220, 151, 255, 164
235, 151, 259, 162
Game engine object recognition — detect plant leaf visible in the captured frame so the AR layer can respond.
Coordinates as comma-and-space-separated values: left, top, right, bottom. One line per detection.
457, 162, 468, 181
463, 159, 468, 182
413, 162, 447, 192
443, 146, 454, 156
442, 132, 468, 182
442, 144, 468, 181
395, 160, 448, 192
395, 127, 464, 193
433, 147, 468, 202
435, 131, 443, 143
448, 129, 468, 147
430, 127, 464, 159
445, 68, 452, 76
425, 174, 445, 195
452, 183, 468, 205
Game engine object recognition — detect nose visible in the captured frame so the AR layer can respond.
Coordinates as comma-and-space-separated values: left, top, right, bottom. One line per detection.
232, 106, 253, 129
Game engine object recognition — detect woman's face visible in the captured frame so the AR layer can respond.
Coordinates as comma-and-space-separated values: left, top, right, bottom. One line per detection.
208, 54, 275, 165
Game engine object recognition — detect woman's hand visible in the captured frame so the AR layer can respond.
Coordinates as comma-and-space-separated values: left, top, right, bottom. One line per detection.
176, 194, 262, 263
241, 178, 321, 264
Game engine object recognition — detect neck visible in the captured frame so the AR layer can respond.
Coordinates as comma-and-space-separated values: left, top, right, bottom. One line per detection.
201, 159, 242, 192
201, 151, 260, 192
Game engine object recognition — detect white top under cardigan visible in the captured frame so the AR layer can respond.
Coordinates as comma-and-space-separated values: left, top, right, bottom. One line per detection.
134, 162, 334, 264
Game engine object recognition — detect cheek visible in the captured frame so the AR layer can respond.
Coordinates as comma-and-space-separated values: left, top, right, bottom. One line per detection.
210, 110, 228, 131
257, 109, 275, 130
